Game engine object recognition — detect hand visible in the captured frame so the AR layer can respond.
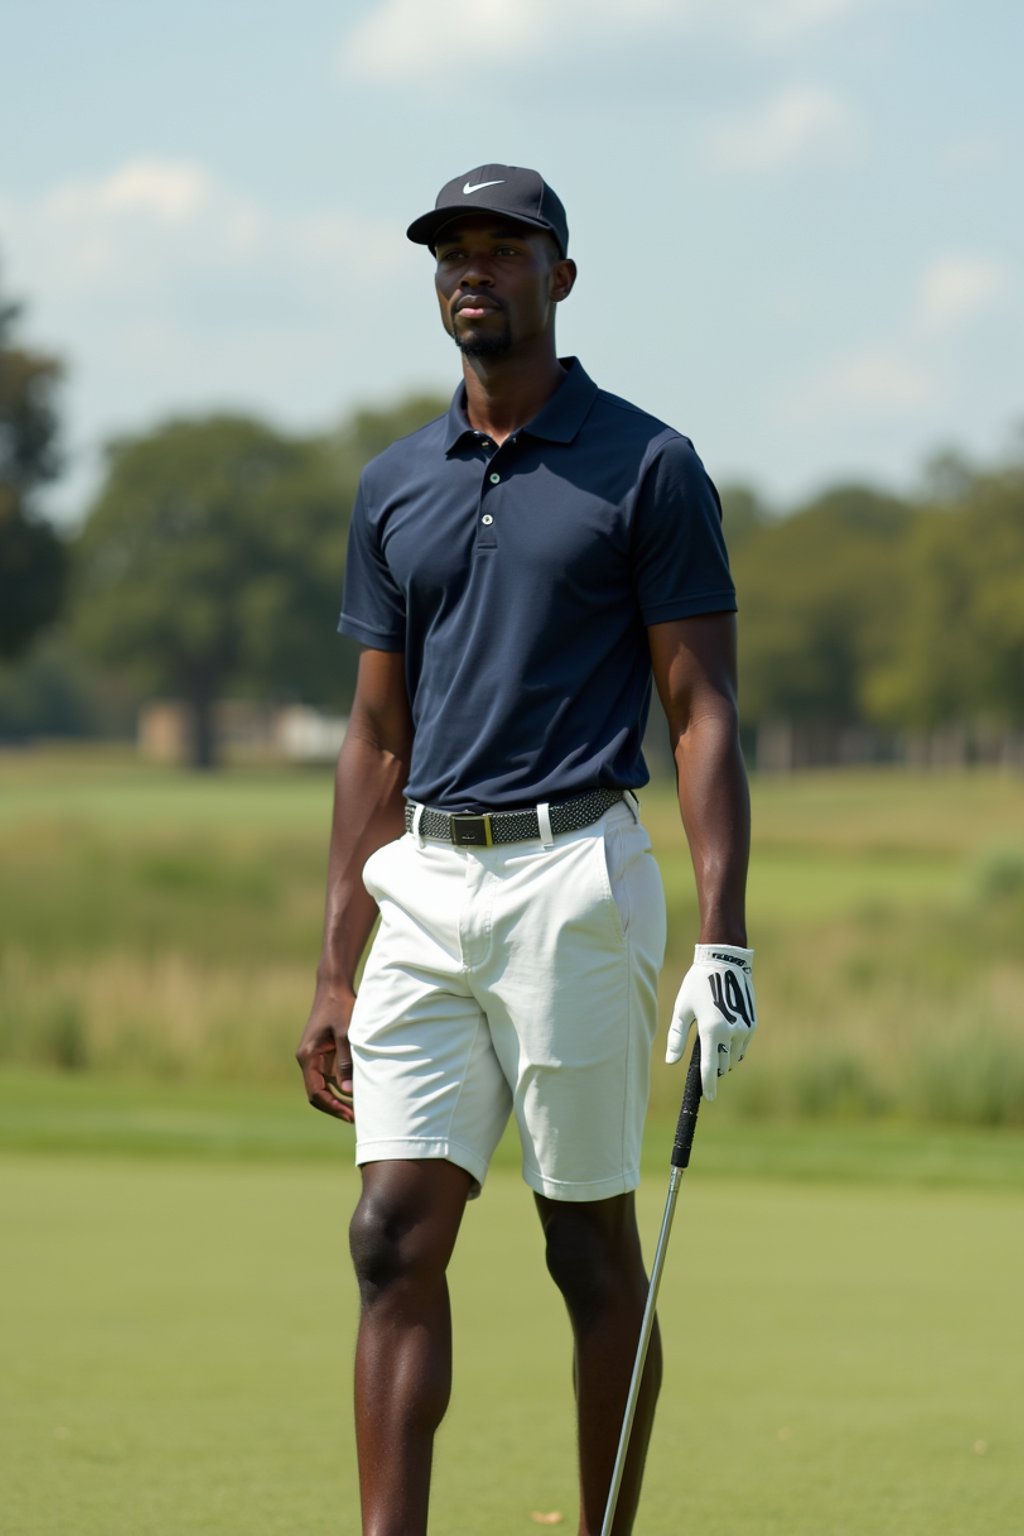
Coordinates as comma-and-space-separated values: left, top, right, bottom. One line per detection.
296, 984, 356, 1123
666, 944, 756, 1101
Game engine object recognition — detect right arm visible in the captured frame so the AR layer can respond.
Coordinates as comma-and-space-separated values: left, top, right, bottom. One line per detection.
295, 647, 413, 1121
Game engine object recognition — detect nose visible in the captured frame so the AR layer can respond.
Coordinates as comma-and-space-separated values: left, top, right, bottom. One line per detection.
458, 254, 495, 287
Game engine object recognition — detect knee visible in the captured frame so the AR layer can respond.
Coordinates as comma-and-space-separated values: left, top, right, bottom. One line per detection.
348, 1191, 437, 1307
350, 1173, 457, 1308
543, 1208, 638, 1332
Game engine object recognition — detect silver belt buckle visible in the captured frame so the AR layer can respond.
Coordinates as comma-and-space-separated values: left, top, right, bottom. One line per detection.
450, 812, 494, 847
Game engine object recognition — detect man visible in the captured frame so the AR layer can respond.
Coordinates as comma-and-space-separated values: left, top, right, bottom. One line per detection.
296, 163, 756, 1536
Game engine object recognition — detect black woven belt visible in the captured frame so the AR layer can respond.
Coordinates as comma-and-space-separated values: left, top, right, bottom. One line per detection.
404, 788, 625, 848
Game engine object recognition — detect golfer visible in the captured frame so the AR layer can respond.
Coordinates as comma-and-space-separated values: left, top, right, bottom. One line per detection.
297, 163, 756, 1536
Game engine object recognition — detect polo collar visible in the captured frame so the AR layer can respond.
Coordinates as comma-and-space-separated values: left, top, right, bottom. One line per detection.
443, 357, 599, 454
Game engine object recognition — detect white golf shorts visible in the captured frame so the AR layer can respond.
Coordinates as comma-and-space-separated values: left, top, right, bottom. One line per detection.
349, 797, 667, 1201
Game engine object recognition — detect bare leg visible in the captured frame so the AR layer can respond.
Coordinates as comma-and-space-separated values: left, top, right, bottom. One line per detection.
349, 1159, 473, 1536
535, 1193, 662, 1536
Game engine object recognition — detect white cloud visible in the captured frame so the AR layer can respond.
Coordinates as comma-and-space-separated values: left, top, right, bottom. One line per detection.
9, 159, 259, 293
942, 134, 1007, 174
342, 0, 533, 81
3, 158, 404, 300
744, 0, 870, 44
818, 346, 936, 409
707, 86, 854, 172
0, 159, 427, 519
45, 158, 213, 224
780, 345, 938, 426
915, 254, 1009, 335
783, 249, 1015, 428
338, 0, 874, 82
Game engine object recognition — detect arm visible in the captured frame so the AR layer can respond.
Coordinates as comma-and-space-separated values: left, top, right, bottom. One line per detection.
295, 647, 413, 1121
648, 614, 749, 944
649, 614, 756, 1097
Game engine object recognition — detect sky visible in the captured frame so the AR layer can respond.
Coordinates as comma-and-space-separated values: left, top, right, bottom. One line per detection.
2, 0, 1021, 523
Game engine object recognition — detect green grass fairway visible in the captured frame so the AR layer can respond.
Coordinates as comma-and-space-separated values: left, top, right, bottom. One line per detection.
4, 1068, 1024, 1189
4, 1151, 1022, 1536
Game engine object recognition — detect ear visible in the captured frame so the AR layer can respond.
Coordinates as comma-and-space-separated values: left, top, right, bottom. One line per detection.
549, 258, 577, 304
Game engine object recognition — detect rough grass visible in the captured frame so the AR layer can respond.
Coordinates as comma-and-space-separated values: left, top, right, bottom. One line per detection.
2, 750, 1024, 1126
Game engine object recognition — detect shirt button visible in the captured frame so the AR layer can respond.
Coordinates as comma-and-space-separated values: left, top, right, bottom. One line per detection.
489, 472, 500, 484
481, 514, 494, 525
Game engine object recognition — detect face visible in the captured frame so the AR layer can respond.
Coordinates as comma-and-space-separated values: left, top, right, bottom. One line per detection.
433, 217, 576, 359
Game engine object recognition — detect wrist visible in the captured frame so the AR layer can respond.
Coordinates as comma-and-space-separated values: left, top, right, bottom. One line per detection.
697, 908, 747, 948
314, 964, 357, 999
697, 925, 747, 946
694, 943, 754, 970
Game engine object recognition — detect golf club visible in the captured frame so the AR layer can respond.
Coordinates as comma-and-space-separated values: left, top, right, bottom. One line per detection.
599, 1036, 704, 1536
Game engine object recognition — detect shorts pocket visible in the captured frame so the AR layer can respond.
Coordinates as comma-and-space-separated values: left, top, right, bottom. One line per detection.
601, 823, 665, 955
361, 836, 403, 901
600, 826, 631, 940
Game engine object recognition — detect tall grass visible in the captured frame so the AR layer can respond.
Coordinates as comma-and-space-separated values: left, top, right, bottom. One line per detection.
2, 754, 1023, 1127
0, 949, 310, 1082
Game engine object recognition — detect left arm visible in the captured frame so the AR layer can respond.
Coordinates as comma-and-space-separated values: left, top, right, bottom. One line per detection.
648, 613, 756, 1097
648, 613, 749, 944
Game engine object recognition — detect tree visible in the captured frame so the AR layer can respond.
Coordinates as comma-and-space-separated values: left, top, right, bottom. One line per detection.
717, 481, 771, 558
74, 395, 447, 768
969, 463, 1024, 729
330, 392, 452, 471
734, 484, 912, 737
74, 416, 342, 767
865, 454, 1024, 742
0, 271, 66, 659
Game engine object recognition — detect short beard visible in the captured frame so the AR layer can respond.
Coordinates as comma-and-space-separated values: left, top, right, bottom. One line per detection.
452, 320, 512, 358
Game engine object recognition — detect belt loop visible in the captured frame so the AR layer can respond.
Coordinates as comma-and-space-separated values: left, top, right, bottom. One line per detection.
411, 802, 426, 847
537, 801, 554, 849
624, 790, 640, 823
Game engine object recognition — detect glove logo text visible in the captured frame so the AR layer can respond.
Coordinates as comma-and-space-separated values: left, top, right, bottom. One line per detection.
708, 971, 755, 1029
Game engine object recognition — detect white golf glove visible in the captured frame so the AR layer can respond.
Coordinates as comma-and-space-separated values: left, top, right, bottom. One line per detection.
666, 944, 756, 1101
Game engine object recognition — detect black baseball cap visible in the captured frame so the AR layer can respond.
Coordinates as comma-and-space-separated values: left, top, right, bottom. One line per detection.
406, 164, 569, 257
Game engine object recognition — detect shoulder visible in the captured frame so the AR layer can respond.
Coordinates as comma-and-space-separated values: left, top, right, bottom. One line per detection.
586, 386, 704, 475
582, 384, 722, 529
591, 396, 717, 519
358, 410, 450, 501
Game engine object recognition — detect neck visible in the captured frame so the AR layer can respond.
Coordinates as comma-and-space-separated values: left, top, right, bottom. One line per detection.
461, 346, 565, 446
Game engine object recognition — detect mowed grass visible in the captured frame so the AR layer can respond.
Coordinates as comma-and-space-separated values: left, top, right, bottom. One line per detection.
2, 748, 1023, 1127
4, 1069, 1024, 1190
3, 1151, 1022, 1536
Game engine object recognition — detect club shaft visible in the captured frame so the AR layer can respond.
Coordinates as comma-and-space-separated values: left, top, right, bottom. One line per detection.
598, 1164, 683, 1536
600, 1040, 703, 1535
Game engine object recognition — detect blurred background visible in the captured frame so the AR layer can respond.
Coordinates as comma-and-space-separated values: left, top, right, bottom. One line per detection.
2, 0, 1021, 1118
2, 5, 1022, 1533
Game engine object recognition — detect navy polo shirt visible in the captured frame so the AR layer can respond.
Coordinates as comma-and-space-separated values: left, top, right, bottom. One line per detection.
339, 359, 736, 812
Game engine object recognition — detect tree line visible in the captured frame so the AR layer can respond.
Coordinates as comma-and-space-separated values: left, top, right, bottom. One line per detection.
2, 272, 1022, 768
727, 452, 1024, 769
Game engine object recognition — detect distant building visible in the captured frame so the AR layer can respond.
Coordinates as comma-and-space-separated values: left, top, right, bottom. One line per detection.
274, 705, 349, 762
137, 701, 347, 764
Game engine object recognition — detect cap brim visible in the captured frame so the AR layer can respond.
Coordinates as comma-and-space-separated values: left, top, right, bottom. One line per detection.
406, 206, 559, 251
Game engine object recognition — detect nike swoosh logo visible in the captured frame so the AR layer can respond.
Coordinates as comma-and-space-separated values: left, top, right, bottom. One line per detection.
463, 179, 504, 194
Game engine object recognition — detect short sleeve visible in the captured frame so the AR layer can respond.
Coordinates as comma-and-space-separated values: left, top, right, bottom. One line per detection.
337, 477, 406, 650
631, 436, 737, 624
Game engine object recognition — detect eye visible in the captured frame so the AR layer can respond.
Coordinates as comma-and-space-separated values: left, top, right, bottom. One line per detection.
436, 249, 464, 265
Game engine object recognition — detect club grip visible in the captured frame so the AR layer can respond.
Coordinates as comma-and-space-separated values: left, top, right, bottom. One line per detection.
671, 1037, 704, 1169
